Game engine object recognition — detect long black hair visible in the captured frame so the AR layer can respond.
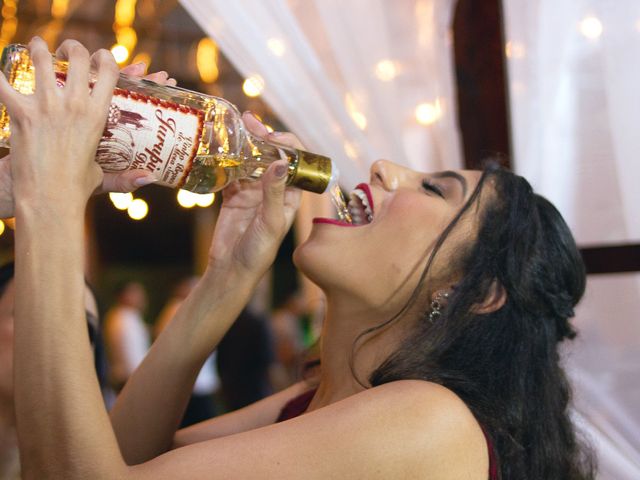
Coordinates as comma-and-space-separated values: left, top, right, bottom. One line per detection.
364, 165, 595, 479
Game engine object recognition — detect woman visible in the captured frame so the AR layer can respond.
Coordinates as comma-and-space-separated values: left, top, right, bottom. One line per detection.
4, 38, 594, 479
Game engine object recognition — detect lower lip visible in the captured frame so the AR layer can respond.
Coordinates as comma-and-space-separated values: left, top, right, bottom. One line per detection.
312, 218, 360, 227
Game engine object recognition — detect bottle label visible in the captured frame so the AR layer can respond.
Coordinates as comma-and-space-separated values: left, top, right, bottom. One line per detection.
97, 88, 204, 187
53, 73, 204, 187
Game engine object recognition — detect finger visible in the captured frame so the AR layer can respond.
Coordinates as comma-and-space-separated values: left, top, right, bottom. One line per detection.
55, 39, 91, 97
98, 170, 157, 194
266, 131, 305, 150
120, 62, 147, 77
0, 70, 25, 118
166, 78, 177, 87
242, 111, 269, 139
90, 49, 119, 107
261, 160, 289, 233
28, 37, 56, 99
142, 71, 169, 84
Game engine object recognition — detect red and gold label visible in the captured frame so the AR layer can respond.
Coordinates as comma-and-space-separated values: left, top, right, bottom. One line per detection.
96, 88, 204, 187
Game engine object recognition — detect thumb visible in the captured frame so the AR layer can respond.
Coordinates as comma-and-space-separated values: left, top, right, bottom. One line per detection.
99, 170, 157, 194
261, 160, 289, 233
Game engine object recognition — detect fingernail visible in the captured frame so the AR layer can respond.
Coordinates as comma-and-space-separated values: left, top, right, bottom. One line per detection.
269, 131, 285, 137
274, 164, 288, 178
134, 176, 157, 187
246, 111, 262, 121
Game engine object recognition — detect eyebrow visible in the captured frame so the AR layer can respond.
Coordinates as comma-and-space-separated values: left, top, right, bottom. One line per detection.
432, 170, 468, 197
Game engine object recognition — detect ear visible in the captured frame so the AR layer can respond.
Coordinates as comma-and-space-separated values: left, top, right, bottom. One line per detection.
471, 280, 506, 315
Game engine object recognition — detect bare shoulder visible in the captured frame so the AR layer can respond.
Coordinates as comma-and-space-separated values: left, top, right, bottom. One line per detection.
330, 380, 489, 478
357, 379, 481, 422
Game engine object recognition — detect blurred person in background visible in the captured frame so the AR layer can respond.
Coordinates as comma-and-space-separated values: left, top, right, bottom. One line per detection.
104, 280, 150, 392
270, 292, 308, 389
155, 277, 220, 426
216, 304, 278, 411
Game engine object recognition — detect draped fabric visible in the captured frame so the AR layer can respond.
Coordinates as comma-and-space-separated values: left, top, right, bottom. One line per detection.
503, 1, 640, 478
178, 0, 463, 190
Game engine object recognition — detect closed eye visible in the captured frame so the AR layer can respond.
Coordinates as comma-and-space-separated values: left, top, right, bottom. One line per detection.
422, 179, 444, 198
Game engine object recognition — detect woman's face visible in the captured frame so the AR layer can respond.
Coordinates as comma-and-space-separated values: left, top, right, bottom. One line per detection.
294, 160, 484, 316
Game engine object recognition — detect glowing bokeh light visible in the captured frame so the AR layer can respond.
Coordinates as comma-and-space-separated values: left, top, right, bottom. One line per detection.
116, 26, 137, 52
374, 59, 398, 82
343, 141, 358, 160
0, 220, 5, 236
242, 75, 265, 98
177, 189, 198, 208
267, 38, 286, 57
415, 100, 442, 126
109, 192, 134, 210
127, 198, 148, 220
197, 37, 219, 83
111, 44, 130, 64
195, 193, 215, 208
505, 41, 526, 59
580, 16, 603, 39
345, 93, 367, 130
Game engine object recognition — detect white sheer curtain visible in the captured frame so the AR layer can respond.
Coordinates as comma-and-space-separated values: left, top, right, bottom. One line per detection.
503, 1, 640, 478
178, 0, 463, 190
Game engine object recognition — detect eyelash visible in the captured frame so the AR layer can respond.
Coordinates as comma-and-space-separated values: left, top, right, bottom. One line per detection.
422, 180, 444, 198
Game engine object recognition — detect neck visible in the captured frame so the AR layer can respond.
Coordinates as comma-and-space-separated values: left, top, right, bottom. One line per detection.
307, 295, 402, 411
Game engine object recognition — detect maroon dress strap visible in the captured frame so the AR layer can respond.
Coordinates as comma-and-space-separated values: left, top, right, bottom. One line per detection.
276, 388, 317, 423
481, 428, 499, 480
276, 388, 499, 479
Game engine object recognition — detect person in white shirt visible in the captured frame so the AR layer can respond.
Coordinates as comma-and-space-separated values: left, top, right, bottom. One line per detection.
104, 281, 150, 392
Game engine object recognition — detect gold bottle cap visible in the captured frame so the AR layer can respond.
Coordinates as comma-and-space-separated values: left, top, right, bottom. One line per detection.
287, 150, 332, 194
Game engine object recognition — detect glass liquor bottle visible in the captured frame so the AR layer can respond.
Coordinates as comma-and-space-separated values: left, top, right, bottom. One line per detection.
0, 43, 349, 211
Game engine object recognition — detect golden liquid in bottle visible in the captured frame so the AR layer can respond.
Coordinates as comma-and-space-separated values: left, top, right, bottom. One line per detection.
182, 153, 243, 193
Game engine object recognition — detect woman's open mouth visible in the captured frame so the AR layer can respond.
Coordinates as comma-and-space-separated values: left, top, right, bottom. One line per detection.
313, 183, 375, 227
348, 183, 374, 225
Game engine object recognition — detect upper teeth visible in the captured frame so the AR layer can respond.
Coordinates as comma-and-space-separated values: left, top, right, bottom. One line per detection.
348, 189, 373, 225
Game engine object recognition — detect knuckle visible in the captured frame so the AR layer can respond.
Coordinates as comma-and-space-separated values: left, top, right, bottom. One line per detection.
58, 39, 89, 61
94, 49, 117, 69
30, 48, 51, 65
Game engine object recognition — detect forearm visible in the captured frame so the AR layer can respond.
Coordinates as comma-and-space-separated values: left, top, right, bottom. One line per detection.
110, 263, 260, 464
13, 205, 126, 478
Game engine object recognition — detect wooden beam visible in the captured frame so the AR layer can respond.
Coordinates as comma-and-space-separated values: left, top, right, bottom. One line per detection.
453, 0, 512, 170
581, 244, 640, 275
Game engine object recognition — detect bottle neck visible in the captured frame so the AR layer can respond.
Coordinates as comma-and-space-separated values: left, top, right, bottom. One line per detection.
243, 135, 334, 194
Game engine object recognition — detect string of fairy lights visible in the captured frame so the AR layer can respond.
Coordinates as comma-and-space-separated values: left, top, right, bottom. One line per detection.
0, 3, 635, 230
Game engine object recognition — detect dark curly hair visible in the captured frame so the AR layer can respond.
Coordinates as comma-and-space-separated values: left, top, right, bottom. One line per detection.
358, 164, 595, 479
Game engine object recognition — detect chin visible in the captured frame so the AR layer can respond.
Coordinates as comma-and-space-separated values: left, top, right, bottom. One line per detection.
293, 241, 323, 284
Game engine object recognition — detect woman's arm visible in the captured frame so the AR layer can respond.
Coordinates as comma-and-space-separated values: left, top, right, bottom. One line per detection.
6, 36, 302, 475
109, 116, 303, 464
8, 38, 127, 478
171, 380, 309, 448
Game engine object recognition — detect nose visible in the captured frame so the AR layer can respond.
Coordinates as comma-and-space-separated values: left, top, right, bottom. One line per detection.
369, 160, 415, 191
